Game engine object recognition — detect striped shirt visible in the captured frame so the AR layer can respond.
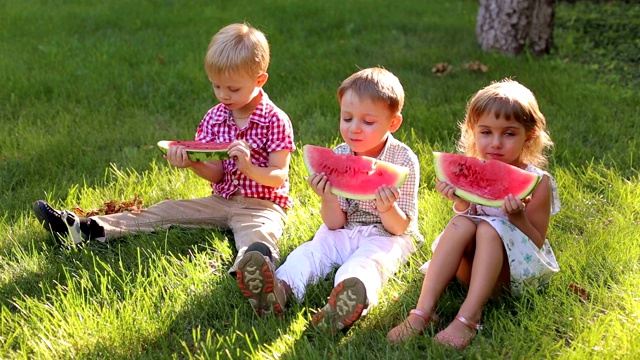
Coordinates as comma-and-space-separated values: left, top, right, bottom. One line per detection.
335, 135, 423, 241
195, 90, 295, 209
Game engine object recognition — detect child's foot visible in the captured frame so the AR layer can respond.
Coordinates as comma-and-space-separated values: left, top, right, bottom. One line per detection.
236, 251, 287, 317
434, 314, 482, 349
386, 309, 439, 344
32, 200, 88, 247
311, 277, 368, 333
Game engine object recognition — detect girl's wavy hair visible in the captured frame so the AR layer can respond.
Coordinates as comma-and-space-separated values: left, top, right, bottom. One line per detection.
205, 23, 269, 78
457, 79, 553, 168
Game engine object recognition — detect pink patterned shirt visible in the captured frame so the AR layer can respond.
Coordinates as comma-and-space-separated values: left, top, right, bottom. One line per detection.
195, 90, 295, 209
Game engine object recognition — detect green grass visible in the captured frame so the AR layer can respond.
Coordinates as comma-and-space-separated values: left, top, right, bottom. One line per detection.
1, 0, 639, 358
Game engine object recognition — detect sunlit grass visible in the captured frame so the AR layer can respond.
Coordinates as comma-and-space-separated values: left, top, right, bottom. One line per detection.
1, 0, 638, 358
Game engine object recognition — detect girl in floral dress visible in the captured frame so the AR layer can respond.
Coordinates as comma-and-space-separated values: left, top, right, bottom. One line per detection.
387, 79, 560, 349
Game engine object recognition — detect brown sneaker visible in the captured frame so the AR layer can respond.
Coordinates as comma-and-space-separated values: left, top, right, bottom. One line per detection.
312, 277, 368, 333
236, 251, 286, 317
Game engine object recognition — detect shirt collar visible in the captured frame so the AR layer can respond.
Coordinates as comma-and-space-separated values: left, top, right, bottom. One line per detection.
215, 89, 271, 126
377, 133, 395, 160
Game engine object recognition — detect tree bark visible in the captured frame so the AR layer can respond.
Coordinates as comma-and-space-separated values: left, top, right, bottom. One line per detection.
528, 0, 555, 56
476, 0, 555, 56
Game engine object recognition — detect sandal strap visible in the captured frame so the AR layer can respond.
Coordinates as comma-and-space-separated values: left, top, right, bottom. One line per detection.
409, 309, 431, 322
455, 315, 483, 331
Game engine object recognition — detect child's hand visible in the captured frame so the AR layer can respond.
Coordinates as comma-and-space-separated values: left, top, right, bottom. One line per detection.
502, 194, 526, 216
435, 179, 461, 201
228, 140, 252, 172
375, 185, 400, 213
307, 173, 337, 200
165, 145, 194, 168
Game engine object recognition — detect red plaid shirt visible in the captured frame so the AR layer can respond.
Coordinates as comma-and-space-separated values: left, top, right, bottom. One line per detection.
195, 90, 295, 209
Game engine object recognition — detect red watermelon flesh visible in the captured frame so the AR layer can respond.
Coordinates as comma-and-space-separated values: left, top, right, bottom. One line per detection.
157, 140, 232, 162
433, 152, 541, 207
302, 145, 409, 200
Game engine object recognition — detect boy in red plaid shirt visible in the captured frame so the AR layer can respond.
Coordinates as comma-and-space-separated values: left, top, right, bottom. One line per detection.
33, 23, 295, 279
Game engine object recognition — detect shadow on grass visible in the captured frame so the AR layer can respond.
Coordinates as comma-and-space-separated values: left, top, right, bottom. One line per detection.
0, 228, 82, 312
0, 249, 67, 311
273, 279, 559, 358
133, 260, 341, 357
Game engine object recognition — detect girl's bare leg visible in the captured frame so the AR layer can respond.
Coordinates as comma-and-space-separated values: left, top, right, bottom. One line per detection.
435, 221, 510, 349
387, 216, 476, 343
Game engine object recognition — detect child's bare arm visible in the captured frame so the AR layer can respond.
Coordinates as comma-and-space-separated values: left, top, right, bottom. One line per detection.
435, 179, 471, 213
307, 173, 346, 229
189, 161, 225, 183
504, 175, 552, 248
376, 186, 410, 235
229, 141, 290, 188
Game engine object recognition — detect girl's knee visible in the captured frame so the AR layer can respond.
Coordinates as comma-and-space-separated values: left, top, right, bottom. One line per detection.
476, 221, 500, 241
445, 216, 476, 234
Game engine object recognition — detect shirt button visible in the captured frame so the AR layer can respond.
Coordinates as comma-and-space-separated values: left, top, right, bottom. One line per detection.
233, 180, 239, 185
251, 143, 257, 149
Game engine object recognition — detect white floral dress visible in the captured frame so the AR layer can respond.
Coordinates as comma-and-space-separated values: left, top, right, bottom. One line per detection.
421, 165, 561, 295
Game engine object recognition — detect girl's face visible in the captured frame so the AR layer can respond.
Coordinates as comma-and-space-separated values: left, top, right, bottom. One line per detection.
339, 90, 402, 157
208, 71, 267, 114
473, 112, 529, 168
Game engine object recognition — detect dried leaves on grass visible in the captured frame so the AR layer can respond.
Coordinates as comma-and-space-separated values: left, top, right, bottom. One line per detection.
72, 196, 144, 217
431, 61, 489, 77
569, 283, 589, 304
432, 62, 452, 77
466, 61, 489, 73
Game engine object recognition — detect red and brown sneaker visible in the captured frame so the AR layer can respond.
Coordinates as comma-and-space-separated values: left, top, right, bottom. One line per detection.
311, 277, 368, 333
236, 251, 286, 317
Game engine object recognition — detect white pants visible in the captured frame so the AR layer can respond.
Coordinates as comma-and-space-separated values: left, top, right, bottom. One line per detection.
276, 224, 416, 312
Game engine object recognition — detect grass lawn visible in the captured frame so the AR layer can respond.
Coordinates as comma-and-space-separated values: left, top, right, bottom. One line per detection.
0, 0, 638, 358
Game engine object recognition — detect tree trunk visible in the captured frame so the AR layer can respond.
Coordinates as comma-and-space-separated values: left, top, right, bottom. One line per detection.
476, 0, 555, 56
528, 0, 555, 56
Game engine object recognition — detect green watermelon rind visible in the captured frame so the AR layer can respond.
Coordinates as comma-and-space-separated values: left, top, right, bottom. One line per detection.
433, 152, 541, 207
303, 145, 409, 201
157, 140, 231, 162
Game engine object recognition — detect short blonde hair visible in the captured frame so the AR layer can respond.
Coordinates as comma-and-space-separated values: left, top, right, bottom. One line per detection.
337, 67, 405, 115
457, 79, 553, 168
205, 23, 270, 78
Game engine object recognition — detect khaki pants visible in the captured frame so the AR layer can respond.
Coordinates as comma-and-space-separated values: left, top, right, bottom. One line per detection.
91, 195, 287, 274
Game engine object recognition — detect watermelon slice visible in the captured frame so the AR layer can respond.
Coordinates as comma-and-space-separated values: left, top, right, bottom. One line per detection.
433, 152, 541, 207
157, 140, 232, 162
302, 144, 409, 200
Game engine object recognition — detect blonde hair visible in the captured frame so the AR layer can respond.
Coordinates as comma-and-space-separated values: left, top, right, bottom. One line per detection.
204, 23, 270, 78
457, 79, 553, 167
337, 67, 405, 115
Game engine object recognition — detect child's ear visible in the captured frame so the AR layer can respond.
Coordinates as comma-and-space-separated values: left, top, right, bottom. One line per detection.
389, 114, 403, 133
256, 73, 269, 87
525, 130, 536, 143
